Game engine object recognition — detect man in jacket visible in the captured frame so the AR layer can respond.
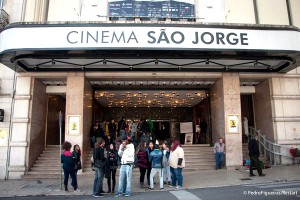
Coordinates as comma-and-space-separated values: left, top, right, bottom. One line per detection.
116, 135, 135, 197
248, 135, 265, 177
148, 144, 164, 190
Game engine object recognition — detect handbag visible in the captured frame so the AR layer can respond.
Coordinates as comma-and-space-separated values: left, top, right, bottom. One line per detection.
75, 162, 82, 170
94, 159, 106, 168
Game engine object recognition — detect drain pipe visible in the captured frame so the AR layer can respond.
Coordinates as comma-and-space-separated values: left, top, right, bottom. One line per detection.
5, 64, 18, 180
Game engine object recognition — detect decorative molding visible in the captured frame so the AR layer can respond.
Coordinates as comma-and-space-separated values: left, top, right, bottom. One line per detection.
12, 117, 30, 123
272, 95, 300, 100
274, 117, 300, 122
8, 165, 26, 172
14, 95, 31, 100
10, 141, 28, 147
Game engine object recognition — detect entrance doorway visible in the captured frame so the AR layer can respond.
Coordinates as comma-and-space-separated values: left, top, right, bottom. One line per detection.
241, 94, 255, 143
46, 95, 66, 145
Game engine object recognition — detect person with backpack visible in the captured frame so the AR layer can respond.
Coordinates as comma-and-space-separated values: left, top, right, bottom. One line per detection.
162, 140, 171, 185
148, 144, 164, 190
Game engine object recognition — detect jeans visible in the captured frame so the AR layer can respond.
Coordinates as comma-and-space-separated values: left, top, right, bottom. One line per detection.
93, 167, 104, 195
150, 168, 163, 189
170, 167, 183, 187
117, 165, 133, 195
215, 152, 224, 169
63, 168, 77, 188
163, 165, 171, 182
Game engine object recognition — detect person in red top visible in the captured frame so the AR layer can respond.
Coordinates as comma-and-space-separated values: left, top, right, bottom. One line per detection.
61, 141, 79, 192
136, 142, 149, 188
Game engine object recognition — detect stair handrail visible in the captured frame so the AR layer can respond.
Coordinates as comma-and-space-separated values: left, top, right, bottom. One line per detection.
248, 127, 295, 165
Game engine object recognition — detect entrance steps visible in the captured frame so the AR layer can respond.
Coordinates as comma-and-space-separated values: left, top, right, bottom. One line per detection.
23, 144, 216, 179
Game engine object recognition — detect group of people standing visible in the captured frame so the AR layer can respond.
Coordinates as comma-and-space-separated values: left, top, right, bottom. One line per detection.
61, 117, 186, 198
91, 135, 185, 198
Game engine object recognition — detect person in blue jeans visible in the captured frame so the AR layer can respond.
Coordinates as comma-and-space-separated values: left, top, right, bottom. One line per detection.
61, 141, 79, 192
93, 138, 106, 198
213, 137, 225, 170
116, 135, 135, 197
169, 140, 185, 189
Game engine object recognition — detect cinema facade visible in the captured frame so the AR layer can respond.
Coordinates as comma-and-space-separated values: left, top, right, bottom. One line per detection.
0, 0, 300, 180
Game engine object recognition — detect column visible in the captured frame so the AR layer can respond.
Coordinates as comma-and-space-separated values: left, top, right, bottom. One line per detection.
211, 73, 243, 169
65, 72, 92, 169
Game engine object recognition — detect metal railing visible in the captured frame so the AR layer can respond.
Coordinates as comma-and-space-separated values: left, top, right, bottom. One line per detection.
248, 127, 295, 165
0, 9, 9, 32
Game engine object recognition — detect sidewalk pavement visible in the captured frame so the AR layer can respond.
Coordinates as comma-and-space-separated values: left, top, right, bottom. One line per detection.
0, 165, 299, 198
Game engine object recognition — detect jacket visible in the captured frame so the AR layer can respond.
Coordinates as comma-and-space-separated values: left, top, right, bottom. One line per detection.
248, 139, 260, 157
95, 146, 106, 162
118, 143, 135, 165
169, 146, 185, 168
107, 149, 118, 167
108, 122, 116, 133
137, 150, 148, 169
61, 151, 75, 170
149, 149, 163, 168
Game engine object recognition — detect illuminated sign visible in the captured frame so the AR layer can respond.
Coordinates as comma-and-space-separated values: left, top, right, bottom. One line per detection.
108, 0, 195, 18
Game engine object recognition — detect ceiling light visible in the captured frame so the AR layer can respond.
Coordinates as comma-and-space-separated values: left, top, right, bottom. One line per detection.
191, 97, 194, 99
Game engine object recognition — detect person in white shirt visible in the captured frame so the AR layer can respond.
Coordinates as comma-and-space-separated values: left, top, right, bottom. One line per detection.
116, 136, 135, 197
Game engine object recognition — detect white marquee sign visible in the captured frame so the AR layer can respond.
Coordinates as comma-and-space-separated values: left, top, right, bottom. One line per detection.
0, 25, 300, 53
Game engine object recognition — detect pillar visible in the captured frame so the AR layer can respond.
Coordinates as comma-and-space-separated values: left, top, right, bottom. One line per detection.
211, 73, 243, 169
65, 72, 92, 169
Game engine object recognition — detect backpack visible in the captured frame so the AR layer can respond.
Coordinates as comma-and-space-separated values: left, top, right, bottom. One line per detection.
161, 150, 169, 168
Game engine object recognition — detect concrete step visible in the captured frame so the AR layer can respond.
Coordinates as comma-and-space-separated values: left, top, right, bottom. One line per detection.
27, 171, 62, 175
30, 167, 63, 171
35, 160, 61, 164
33, 163, 62, 167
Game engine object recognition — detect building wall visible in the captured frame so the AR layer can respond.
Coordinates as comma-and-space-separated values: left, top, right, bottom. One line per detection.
48, 0, 81, 21
0, 65, 14, 179
290, 0, 300, 28
8, 76, 32, 179
257, 0, 289, 25
253, 79, 274, 141
225, 0, 256, 24
27, 78, 47, 170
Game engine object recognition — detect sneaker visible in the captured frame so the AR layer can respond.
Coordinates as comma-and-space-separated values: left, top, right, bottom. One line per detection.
100, 190, 106, 194
163, 181, 167, 184
169, 185, 175, 188
74, 189, 81, 193
250, 174, 256, 177
176, 186, 182, 189
147, 187, 154, 191
93, 194, 104, 197
115, 193, 122, 197
160, 188, 164, 190
168, 182, 171, 185
125, 193, 130, 197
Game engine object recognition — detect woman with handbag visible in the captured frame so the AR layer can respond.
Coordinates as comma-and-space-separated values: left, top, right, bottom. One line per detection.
106, 142, 118, 193
72, 144, 82, 175
93, 138, 106, 198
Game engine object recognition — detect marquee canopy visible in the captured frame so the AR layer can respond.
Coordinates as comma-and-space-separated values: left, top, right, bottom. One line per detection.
0, 22, 299, 73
